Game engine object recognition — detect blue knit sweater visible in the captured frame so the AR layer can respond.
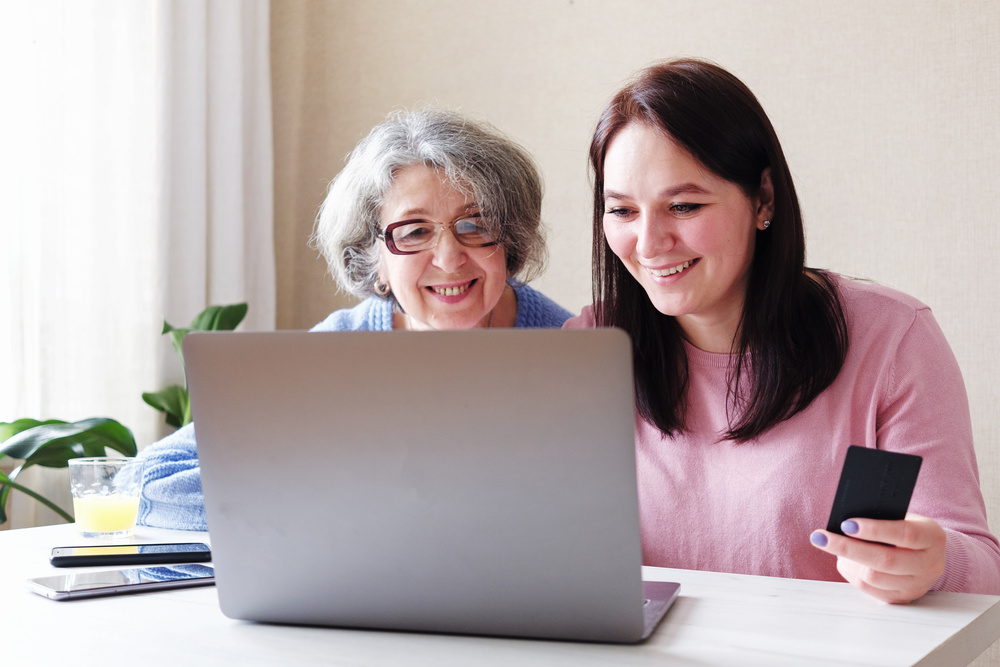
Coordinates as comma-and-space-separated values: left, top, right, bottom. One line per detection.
136, 283, 572, 530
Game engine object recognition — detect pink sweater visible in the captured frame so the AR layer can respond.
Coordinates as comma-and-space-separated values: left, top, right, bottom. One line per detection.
566, 276, 1000, 593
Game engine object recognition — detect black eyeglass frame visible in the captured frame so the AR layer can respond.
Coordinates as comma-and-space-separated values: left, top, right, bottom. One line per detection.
377, 218, 500, 256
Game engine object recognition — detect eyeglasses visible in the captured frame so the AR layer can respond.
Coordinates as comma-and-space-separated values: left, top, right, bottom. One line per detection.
378, 215, 499, 255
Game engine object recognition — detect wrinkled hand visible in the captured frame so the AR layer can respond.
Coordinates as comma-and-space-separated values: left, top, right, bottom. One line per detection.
809, 513, 946, 604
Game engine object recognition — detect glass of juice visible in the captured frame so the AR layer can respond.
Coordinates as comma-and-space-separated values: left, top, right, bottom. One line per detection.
68, 457, 145, 538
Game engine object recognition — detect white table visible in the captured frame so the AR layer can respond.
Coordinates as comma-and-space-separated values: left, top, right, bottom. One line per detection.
3, 524, 999, 666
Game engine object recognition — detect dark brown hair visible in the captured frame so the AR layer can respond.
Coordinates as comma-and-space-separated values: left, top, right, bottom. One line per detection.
590, 59, 848, 441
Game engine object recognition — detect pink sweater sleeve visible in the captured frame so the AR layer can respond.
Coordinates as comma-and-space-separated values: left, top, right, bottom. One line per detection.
879, 306, 1000, 593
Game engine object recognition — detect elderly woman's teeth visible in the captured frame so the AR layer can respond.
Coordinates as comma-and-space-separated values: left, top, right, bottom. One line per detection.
433, 283, 471, 296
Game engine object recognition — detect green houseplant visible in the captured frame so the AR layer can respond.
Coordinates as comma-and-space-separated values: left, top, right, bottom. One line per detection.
0, 302, 248, 526
141, 303, 248, 428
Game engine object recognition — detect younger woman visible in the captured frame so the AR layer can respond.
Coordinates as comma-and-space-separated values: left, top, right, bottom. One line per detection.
567, 59, 1000, 603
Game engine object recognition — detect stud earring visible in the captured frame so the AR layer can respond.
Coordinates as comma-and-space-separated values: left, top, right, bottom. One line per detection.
762, 220, 771, 229
374, 280, 391, 296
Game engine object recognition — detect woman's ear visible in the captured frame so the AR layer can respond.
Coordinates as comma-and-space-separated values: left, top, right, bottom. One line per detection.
374, 271, 392, 296
755, 167, 775, 230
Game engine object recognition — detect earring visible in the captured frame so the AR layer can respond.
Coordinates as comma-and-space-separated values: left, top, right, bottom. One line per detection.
374, 280, 390, 296
762, 220, 771, 229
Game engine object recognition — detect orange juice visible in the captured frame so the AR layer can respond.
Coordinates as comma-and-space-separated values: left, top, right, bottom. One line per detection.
73, 494, 141, 536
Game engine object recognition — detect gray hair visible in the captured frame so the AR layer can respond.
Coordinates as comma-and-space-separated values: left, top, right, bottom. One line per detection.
311, 108, 547, 299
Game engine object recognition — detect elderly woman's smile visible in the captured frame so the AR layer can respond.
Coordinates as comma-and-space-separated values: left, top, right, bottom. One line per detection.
428, 280, 476, 298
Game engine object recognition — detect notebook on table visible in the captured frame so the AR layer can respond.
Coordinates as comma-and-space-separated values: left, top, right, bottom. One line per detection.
184, 328, 679, 643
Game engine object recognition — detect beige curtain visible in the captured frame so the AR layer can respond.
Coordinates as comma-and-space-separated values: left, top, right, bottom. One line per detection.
0, 0, 274, 529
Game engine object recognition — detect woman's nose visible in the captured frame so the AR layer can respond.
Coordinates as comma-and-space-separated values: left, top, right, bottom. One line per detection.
430, 228, 468, 272
634, 212, 676, 258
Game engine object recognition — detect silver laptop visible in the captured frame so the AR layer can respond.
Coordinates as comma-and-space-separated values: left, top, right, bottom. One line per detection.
185, 328, 679, 643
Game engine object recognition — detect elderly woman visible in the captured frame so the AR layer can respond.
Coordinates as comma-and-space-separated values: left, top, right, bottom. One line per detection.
138, 109, 571, 530
312, 107, 570, 331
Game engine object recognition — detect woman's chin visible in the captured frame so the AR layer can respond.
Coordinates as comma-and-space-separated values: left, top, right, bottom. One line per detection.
407, 309, 492, 331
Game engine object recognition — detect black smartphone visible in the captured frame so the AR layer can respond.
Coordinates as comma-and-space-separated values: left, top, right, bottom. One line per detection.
27, 564, 215, 600
826, 445, 923, 535
49, 542, 212, 567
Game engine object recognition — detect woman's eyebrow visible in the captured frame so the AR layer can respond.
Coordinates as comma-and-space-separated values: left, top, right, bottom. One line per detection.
661, 183, 710, 197
603, 183, 710, 201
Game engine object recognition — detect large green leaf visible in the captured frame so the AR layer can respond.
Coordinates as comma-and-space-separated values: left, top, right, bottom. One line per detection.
0, 421, 60, 521
142, 385, 190, 428
189, 303, 248, 332
0, 417, 136, 464
0, 418, 68, 444
163, 326, 190, 364
157, 302, 248, 387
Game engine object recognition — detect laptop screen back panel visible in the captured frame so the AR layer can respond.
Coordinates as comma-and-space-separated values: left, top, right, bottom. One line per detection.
187, 328, 646, 642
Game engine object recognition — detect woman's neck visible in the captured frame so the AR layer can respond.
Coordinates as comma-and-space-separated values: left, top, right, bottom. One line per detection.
676, 310, 742, 354
487, 284, 518, 328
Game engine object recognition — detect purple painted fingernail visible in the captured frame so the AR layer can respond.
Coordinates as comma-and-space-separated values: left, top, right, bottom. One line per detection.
841, 520, 859, 535
810, 531, 828, 547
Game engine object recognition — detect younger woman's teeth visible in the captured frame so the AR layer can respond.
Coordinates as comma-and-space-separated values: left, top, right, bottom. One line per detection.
432, 283, 471, 296
648, 260, 693, 277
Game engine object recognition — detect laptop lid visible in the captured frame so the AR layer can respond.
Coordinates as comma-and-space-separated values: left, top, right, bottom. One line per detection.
185, 328, 676, 643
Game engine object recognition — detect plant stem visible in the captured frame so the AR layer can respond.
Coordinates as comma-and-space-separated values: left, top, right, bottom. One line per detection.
0, 474, 73, 523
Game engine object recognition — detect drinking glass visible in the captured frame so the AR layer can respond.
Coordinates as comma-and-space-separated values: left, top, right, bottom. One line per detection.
69, 457, 145, 538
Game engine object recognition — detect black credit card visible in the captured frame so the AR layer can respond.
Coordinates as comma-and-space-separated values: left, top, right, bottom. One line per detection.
826, 446, 922, 535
